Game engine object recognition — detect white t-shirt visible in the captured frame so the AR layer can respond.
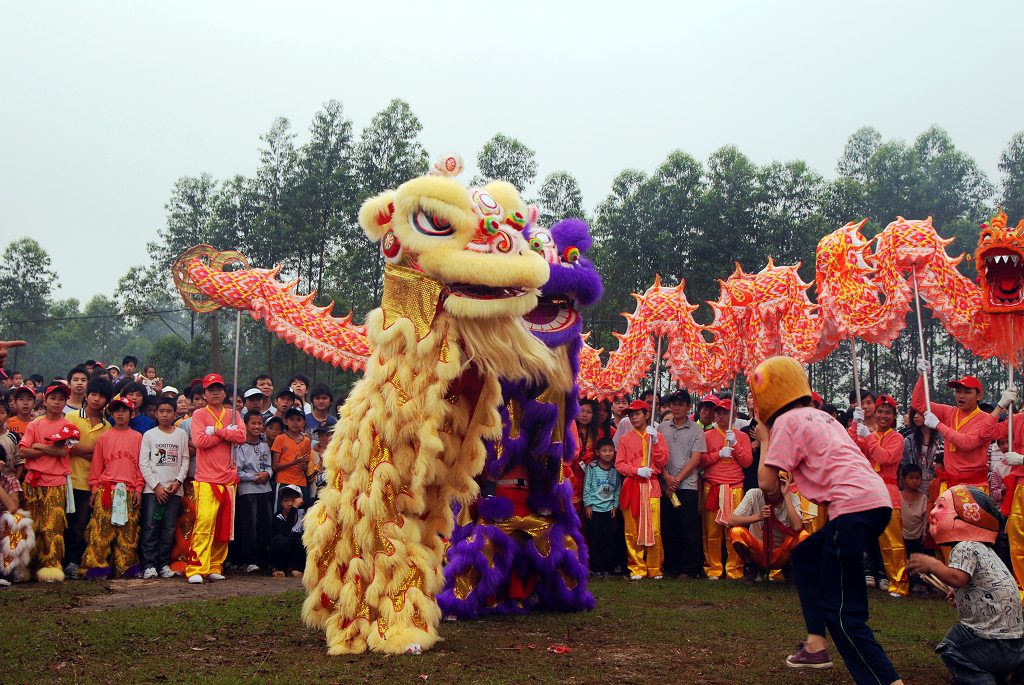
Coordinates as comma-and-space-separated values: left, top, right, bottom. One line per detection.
733, 488, 801, 552
139, 426, 190, 496
950, 541, 1023, 639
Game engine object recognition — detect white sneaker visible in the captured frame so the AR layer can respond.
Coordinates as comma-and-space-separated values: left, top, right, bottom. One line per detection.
879, 579, 890, 592
64, 563, 80, 577
188, 574, 203, 584
888, 591, 903, 598
245, 564, 260, 574
629, 575, 643, 581
864, 575, 876, 588
207, 573, 225, 582
143, 567, 158, 580
707, 576, 720, 581
652, 575, 664, 580
159, 565, 177, 579
0, 578, 10, 587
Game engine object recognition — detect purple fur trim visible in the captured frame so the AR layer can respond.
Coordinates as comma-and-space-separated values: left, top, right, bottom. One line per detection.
550, 218, 593, 254
478, 496, 514, 521
122, 563, 142, 579
85, 566, 112, 580
438, 524, 517, 619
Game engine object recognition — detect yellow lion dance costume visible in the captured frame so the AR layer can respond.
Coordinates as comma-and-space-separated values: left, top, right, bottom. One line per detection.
301, 155, 555, 654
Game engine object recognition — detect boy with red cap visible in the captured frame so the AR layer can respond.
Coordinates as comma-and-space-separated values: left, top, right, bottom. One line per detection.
615, 400, 669, 580
187, 373, 245, 584
754, 356, 902, 684
913, 360, 997, 559
17, 382, 77, 581
702, 397, 753, 580
850, 393, 909, 597
79, 396, 145, 578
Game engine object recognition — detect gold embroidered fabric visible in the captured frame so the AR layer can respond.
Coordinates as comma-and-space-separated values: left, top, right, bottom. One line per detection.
381, 265, 443, 340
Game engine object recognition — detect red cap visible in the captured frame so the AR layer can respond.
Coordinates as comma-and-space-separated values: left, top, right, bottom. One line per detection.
627, 400, 651, 413
43, 382, 70, 398
697, 394, 719, 408
95, 361, 105, 369
947, 376, 983, 395
714, 398, 733, 413
202, 373, 226, 389
189, 377, 205, 389
109, 396, 136, 412
876, 394, 899, 411
811, 391, 823, 406
46, 423, 81, 443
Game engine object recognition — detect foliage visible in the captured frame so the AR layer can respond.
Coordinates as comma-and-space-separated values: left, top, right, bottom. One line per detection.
3, 116, 1015, 406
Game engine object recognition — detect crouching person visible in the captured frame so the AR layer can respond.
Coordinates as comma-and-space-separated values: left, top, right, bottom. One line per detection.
908, 486, 1024, 684
728, 472, 808, 582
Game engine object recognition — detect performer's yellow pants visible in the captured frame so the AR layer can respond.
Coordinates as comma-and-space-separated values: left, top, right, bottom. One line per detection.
23, 483, 66, 578
729, 526, 808, 574
1005, 483, 1024, 600
186, 481, 233, 578
703, 484, 744, 580
623, 499, 663, 578
802, 499, 828, 536
80, 487, 140, 576
878, 508, 909, 596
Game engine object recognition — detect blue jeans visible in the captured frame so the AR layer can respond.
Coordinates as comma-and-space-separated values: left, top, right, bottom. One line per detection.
140, 493, 182, 570
937, 624, 1024, 685
790, 506, 901, 685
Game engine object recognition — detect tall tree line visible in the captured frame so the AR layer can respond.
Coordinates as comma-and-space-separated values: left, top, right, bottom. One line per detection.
1, 103, 1023, 406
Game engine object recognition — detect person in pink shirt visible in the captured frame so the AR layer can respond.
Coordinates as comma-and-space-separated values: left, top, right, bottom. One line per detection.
616, 400, 669, 580
912, 361, 996, 491
187, 373, 245, 584
849, 393, 909, 598
702, 398, 753, 580
79, 397, 145, 579
752, 356, 903, 685
18, 382, 75, 582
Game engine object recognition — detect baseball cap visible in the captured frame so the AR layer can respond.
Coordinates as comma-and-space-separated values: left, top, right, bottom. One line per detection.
284, 407, 305, 420
275, 388, 297, 400
947, 376, 983, 395
811, 391, 823, 406
109, 396, 136, 412
10, 386, 35, 401
202, 373, 226, 389
627, 400, 650, 413
162, 386, 179, 395
665, 389, 691, 404
876, 394, 899, 411
714, 398, 733, 413
44, 382, 70, 398
244, 388, 264, 399
697, 394, 719, 409
279, 484, 302, 499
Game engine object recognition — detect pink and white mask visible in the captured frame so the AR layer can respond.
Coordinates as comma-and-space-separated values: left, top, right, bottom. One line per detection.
929, 485, 999, 546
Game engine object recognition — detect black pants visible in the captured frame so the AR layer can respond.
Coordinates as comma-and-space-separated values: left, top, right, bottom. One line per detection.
236, 492, 273, 567
937, 624, 1024, 685
270, 532, 305, 572
791, 507, 900, 685
661, 489, 702, 577
140, 493, 182, 570
586, 510, 618, 574
64, 488, 92, 566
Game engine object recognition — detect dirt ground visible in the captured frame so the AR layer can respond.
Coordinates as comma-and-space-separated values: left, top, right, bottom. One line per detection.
34, 574, 306, 612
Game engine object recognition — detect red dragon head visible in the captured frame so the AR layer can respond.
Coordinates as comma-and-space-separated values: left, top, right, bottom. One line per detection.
976, 211, 1024, 313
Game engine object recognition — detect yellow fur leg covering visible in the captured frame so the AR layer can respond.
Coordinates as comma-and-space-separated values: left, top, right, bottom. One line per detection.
24, 483, 66, 581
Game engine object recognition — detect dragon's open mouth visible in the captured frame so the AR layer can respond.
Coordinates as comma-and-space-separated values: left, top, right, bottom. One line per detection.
979, 248, 1024, 308
523, 296, 579, 333
446, 284, 529, 300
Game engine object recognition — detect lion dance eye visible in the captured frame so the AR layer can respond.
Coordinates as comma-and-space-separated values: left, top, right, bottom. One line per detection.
412, 211, 455, 237
562, 246, 581, 264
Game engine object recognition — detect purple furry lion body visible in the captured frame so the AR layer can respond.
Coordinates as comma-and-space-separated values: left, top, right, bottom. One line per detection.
438, 218, 602, 619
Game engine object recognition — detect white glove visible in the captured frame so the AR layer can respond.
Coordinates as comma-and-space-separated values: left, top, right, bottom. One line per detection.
917, 357, 931, 375
636, 466, 653, 479
226, 424, 238, 431
645, 425, 658, 436
852, 407, 865, 423
856, 423, 871, 438
725, 429, 737, 446
1003, 452, 1024, 466
205, 426, 215, 435
923, 411, 940, 429
999, 389, 1018, 409
719, 446, 733, 459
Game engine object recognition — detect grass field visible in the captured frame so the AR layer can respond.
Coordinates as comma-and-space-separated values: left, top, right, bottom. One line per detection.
1, 576, 955, 684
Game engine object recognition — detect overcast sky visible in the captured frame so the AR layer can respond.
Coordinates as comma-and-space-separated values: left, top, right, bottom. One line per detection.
2, 1, 1022, 301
